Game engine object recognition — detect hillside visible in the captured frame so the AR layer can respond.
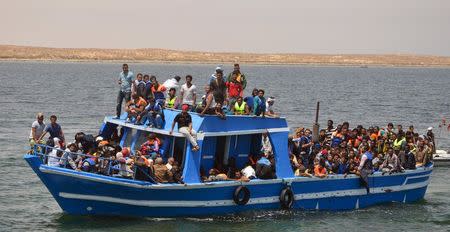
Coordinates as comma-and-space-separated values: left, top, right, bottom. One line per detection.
1, 45, 450, 66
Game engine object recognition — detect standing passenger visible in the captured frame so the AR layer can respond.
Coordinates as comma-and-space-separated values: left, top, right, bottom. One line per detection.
209, 69, 227, 105
244, 88, 259, 114
39, 115, 65, 143
115, 64, 134, 119
29, 113, 46, 150
227, 63, 247, 97
180, 75, 197, 111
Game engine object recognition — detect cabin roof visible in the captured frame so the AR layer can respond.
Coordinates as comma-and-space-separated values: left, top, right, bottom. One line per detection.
104, 109, 289, 137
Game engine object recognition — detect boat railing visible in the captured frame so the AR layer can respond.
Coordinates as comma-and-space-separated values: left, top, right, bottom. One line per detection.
31, 143, 158, 184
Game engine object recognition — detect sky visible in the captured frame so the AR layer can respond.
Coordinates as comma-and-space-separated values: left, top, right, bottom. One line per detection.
1, 0, 450, 56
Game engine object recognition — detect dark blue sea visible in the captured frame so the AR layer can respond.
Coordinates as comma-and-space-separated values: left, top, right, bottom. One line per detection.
0, 61, 449, 231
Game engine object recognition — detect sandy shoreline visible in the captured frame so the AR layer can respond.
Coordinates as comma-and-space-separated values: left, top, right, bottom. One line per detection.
2, 45, 450, 67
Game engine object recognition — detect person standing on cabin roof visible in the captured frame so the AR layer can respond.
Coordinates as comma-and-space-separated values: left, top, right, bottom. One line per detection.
227, 63, 247, 97
170, 104, 200, 151
180, 75, 197, 111
162, 75, 181, 94
29, 113, 46, 151
209, 68, 227, 105
132, 73, 145, 97
253, 89, 266, 117
225, 71, 242, 107
143, 74, 153, 100
115, 64, 134, 119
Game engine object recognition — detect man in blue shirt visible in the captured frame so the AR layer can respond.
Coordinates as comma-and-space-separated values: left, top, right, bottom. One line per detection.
253, 89, 266, 117
39, 115, 65, 143
115, 64, 134, 118
244, 88, 259, 114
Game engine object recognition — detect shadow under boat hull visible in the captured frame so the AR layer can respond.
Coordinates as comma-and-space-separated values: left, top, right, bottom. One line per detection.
25, 154, 432, 217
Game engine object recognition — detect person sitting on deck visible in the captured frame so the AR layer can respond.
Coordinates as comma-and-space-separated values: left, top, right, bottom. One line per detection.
265, 97, 279, 118
379, 147, 401, 174
60, 142, 81, 170
180, 75, 197, 111
314, 159, 328, 178
214, 102, 226, 119
232, 96, 249, 115
170, 104, 200, 151
125, 94, 147, 123
199, 85, 217, 115
255, 153, 276, 179
140, 133, 161, 159
74, 132, 96, 154
150, 75, 167, 102
133, 151, 155, 182
165, 88, 178, 109
415, 136, 432, 168
253, 89, 266, 117
47, 137, 63, 167
205, 168, 228, 182
135, 98, 164, 128
244, 88, 259, 114
79, 148, 98, 173
153, 157, 173, 183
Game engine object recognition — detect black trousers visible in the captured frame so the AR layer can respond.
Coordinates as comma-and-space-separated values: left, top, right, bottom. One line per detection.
116, 91, 131, 117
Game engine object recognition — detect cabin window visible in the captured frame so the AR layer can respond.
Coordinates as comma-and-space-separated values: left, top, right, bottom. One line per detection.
200, 133, 276, 182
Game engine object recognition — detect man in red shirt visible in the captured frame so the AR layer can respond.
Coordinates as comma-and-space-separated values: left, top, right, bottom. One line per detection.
226, 71, 243, 106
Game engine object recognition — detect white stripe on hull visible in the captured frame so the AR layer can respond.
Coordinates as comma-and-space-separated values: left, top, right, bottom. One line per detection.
58, 178, 429, 208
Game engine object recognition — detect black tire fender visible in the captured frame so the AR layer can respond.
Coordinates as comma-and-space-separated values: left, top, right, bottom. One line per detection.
233, 186, 250, 205
280, 187, 294, 209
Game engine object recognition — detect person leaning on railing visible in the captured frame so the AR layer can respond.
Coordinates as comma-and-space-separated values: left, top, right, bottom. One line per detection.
29, 113, 46, 153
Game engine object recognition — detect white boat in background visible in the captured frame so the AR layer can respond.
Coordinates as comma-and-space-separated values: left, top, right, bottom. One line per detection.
433, 150, 450, 166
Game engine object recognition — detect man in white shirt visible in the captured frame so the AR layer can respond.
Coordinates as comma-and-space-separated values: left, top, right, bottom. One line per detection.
29, 113, 46, 151
180, 75, 197, 111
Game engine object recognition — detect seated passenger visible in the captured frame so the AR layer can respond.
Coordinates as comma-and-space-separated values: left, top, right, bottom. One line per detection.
170, 162, 183, 184
115, 151, 133, 178
214, 103, 226, 119
170, 104, 200, 151
199, 85, 216, 115
48, 137, 63, 167
153, 157, 173, 183
241, 164, 257, 180
205, 168, 228, 182
314, 159, 328, 178
253, 89, 266, 117
232, 96, 249, 115
80, 148, 98, 173
136, 98, 164, 128
166, 157, 175, 171
134, 154, 155, 182
255, 154, 276, 179
165, 88, 178, 109
60, 142, 81, 170
265, 97, 279, 118
379, 147, 400, 173
125, 94, 147, 122
402, 145, 416, 170
150, 75, 167, 102
140, 133, 161, 159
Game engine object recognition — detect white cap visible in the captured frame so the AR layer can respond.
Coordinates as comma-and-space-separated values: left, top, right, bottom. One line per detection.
267, 97, 275, 102
427, 127, 433, 131
215, 66, 223, 71
95, 136, 103, 142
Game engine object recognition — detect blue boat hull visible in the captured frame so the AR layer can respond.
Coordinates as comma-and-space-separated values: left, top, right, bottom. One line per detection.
25, 154, 432, 217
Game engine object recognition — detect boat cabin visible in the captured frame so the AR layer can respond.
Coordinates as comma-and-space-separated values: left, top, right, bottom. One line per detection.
99, 109, 293, 184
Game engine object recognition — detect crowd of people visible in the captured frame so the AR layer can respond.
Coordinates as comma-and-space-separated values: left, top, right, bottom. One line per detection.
115, 63, 278, 128
28, 64, 437, 185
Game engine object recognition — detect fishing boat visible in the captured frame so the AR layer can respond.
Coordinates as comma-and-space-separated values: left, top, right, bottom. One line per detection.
24, 110, 433, 217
